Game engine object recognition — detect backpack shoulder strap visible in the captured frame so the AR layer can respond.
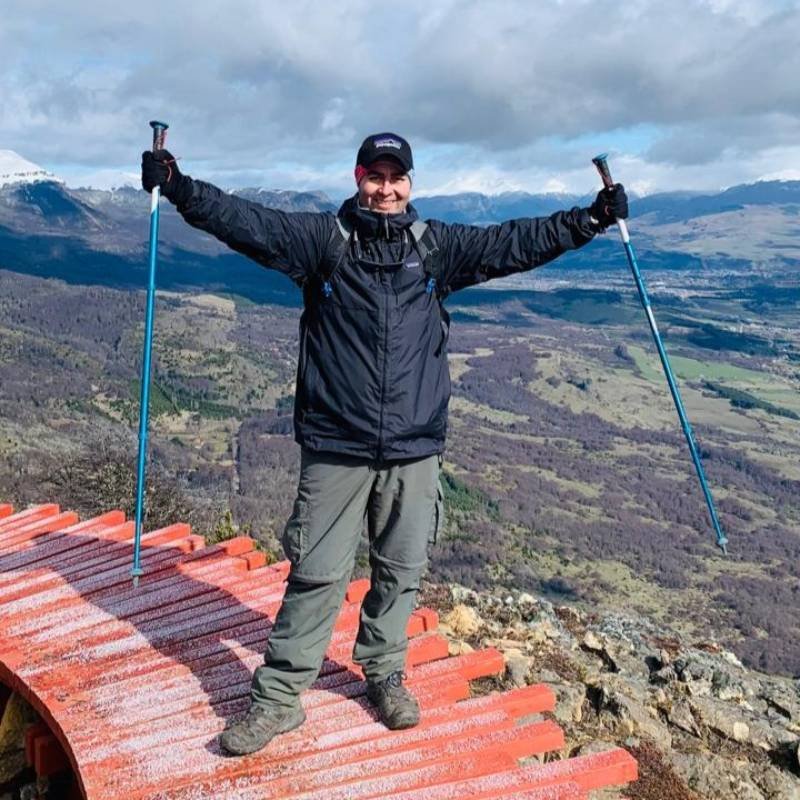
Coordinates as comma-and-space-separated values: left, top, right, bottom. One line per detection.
314, 216, 351, 298
409, 221, 446, 299
334, 217, 350, 242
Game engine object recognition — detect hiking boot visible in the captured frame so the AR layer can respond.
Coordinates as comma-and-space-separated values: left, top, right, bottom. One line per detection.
366, 671, 420, 730
219, 701, 306, 756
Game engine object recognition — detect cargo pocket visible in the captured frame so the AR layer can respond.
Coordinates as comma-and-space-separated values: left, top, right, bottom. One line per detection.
428, 479, 445, 546
281, 498, 309, 565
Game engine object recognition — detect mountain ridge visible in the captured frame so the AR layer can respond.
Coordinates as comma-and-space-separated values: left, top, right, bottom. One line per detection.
1, 162, 799, 298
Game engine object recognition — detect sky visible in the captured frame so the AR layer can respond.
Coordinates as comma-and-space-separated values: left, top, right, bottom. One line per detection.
2, 0, 799, 198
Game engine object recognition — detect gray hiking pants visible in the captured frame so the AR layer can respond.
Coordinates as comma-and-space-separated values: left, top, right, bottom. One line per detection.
251, 449, 444, 709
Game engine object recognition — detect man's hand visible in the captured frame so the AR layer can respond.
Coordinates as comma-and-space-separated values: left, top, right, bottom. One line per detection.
589, 183, 629, 230
141, 149, 186, 202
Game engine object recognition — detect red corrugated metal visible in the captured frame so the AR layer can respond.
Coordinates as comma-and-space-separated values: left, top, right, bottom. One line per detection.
0, 503, 637, 799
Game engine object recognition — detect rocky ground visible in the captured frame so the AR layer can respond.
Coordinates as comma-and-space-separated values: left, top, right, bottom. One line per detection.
3, 584, 799, 799
420, 582, 800, 800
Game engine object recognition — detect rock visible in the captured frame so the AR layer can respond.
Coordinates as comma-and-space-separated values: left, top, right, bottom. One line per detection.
504, 651, 532, 687
484, 636, 532, 652
450, 585, 478, 605
551, 683, 585, 724
760, 683, 800, 723
443, 604, 481, 638
573, 739, 620, 758
528, 620, 559, 644
745, 716, 799, 753
447, 640, 474, 657
685, 679, 713, 698
719, 649, 745, 668
675, 655, 713, 683
691, 696, 753, 745
606, 646, 651, 681
732, 721, 750, 743
651, 665, 679, 686
652, 687, 668, 708
583, 631, 604, 652
580, 628, 651, 679
666, 699, 701, 736
717, 683, 747, 702
672, 751, 772, 800
756, 765, 800, 800
712, 669, 747, 702
590, 676, 672, 749
537, 669, 562, 684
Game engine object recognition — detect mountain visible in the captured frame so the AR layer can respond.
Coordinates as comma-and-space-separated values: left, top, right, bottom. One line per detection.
232, 188, 336, 213
0, 150, 60, 188
1, 149, 799, 299
413, 190, 590, 224
633, 181, 800, 223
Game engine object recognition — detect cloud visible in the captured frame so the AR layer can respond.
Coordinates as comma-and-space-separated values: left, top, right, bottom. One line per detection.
1, 0, 798, 194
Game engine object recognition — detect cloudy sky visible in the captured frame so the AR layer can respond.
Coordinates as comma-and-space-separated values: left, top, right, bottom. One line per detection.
2, 0, 798, 198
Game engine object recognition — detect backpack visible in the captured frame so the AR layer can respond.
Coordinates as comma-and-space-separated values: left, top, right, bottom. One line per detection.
314, 217, 446, 301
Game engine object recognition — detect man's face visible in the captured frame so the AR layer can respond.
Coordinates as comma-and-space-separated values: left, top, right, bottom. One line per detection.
358, 160, 412, 215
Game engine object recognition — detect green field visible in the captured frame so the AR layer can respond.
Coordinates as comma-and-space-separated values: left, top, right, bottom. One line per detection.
627, 346, 766, 384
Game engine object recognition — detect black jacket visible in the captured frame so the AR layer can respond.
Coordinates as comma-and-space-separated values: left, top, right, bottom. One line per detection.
176, 181, 598, 460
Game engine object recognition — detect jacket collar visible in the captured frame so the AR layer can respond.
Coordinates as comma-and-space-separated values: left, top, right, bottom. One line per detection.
338, 194, 419, 240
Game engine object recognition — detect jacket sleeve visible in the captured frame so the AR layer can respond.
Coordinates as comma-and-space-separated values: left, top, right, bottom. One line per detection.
173, 178, 332, 286
432, 207, 598, 294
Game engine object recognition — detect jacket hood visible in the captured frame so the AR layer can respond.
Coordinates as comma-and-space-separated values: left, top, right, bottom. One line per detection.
338, 194, 419, 240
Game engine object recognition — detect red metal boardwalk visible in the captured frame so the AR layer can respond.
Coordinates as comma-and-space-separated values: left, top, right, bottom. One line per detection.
0, 503, 637, 799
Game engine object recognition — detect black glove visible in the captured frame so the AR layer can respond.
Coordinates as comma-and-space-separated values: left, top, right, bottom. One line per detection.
141, 149, 188, 203
589, 183, 628, 230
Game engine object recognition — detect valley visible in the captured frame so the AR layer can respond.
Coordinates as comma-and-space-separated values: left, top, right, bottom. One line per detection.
1, 266, 798, 676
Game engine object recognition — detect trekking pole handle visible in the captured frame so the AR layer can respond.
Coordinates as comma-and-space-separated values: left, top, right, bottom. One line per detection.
592, 153, 630, 241
592, 152, 615, 190
150, 120, 169, 152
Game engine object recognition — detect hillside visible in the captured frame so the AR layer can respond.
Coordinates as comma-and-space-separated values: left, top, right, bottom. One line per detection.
1, 269, 798, 680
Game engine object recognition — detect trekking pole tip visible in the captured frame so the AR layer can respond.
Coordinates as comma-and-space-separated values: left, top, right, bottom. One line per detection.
149, 120, 169, 132
131, 567, 143, 589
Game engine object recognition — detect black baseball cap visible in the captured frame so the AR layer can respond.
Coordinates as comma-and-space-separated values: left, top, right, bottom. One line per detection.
356, 132, 413, 172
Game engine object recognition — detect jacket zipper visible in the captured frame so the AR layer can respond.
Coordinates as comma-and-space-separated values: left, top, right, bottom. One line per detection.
376, 265, 389, 460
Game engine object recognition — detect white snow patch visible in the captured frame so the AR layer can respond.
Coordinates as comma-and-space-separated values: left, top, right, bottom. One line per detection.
0, 150, 61, 187
66, 168, 140, 191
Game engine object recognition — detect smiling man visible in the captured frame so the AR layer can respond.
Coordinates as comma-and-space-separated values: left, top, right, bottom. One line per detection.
141, 131, 627, 755
355, 135, 413, 214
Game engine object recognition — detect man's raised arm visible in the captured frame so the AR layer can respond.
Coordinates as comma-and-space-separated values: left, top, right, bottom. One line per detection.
431, 185, 628, 294
141, 149, 331, 286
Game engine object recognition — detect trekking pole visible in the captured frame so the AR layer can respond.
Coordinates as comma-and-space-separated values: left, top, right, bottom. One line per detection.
131, 120, 169, 587
592, 154, 728, 554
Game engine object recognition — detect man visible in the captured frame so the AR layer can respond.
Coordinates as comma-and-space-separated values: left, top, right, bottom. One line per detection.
141, 132, 627, 755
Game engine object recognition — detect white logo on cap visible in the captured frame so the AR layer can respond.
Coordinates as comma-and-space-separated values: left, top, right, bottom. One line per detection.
374, 137, 402, 149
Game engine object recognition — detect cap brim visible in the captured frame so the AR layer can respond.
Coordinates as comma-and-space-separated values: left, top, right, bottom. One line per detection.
364, 153, 411, 172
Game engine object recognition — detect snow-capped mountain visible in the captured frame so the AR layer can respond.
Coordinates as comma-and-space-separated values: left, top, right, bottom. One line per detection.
67, 169, 140, 191
0, 150, 61, 188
